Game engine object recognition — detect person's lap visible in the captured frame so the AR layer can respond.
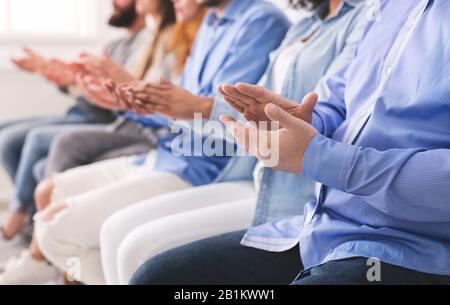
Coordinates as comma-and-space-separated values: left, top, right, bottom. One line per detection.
46, 123, 153, 175
130, 230, 302, 285
130, 230, 450, 286
115, 199, 257, 285
100, 182, 256, 284
0, 116, 92, 179
11, 124, 99, 213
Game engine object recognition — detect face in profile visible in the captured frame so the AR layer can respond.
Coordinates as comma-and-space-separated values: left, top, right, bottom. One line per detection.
109, 0, 138, 27
172, 0, 200, 22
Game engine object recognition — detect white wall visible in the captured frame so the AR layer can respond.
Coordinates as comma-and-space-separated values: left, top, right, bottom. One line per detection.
0, 0, 122, 202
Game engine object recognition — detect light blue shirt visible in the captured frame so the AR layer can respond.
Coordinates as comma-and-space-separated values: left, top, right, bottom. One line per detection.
151, 0, 290, 186
215, 0, 368, 231
243, 0, 450, 276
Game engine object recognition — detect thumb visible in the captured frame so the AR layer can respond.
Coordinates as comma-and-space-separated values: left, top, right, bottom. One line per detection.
299, 92, 318, 122
265, 103, 302, 131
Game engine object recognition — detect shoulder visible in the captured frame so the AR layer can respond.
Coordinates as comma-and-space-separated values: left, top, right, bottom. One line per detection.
239, 0, 290, 26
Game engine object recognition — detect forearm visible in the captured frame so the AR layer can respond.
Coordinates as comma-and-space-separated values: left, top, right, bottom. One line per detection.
303, 134, 450, 222
181, 95, 214, 120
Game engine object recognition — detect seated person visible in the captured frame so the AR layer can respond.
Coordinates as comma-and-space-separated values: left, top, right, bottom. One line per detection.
98, 0, 369, 285
0, 0, 188, 285
27, 0, 289, 285
0, 0, 147, 240
43, 0, 207, 177
131, 0, 450, 285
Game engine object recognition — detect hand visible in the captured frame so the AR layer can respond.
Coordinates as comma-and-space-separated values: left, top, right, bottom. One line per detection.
104, 79, 150, 114
128, 78, 213, 119
220, 93, 319, 174
75, 74, 125, 111
40, 59, 76, 87
11, 47, 47, 74
219, 82, 317, 127
77, 52, 135, 83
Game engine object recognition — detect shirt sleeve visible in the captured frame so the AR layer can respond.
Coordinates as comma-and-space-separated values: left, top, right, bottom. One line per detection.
303, 134, 450, 222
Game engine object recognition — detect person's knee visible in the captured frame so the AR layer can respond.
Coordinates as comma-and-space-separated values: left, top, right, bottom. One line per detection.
129, 245, 200, 285
47, 132, 83, 173
100, 212, 127, 251
129, 252, 178, 285
0, 128, 21, 169
38, 202, 69, 223
116, 229, 154, 284
34, 203, 70, 268
34, 178, 55, 211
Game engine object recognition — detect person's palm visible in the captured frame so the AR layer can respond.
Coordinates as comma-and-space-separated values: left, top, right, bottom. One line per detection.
41, 60, 76, 87
11, 48, 47, 73
221, 92, 319, 174
220, 82, 317, 128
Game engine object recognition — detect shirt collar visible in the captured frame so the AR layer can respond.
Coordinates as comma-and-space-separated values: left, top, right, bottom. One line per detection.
205, 0, 247, 26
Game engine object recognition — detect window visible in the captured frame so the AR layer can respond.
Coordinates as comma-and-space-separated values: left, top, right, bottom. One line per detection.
0, 0, 99, 42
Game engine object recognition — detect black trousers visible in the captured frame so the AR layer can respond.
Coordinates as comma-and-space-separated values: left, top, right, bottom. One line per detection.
130, 230, 450, 285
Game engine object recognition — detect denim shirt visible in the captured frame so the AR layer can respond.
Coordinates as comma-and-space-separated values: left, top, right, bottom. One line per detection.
145, 0, 290, 186
212, 0, 368, 230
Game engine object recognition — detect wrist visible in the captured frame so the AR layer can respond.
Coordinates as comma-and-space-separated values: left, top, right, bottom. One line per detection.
197, 96, 213, 119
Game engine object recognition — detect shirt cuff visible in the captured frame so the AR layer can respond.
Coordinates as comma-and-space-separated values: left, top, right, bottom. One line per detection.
311, 112, 324, 134
302, 134, 357, 190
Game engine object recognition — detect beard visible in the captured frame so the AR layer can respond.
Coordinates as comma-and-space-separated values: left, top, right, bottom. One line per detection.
108, 3, 137, 28
198, 0, 225, 8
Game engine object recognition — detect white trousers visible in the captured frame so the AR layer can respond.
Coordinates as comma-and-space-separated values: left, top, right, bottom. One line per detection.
34, 153, 191, 285
100, 182, 257, 285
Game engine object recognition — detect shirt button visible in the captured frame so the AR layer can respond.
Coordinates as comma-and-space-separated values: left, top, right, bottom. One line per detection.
385, 67, 392, 75
360, 110, 367, 118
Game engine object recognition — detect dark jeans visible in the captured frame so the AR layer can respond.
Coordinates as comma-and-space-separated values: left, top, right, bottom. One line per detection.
130, 230, 450, 286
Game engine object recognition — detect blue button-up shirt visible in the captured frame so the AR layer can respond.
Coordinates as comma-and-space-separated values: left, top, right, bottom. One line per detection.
243, 0, 450, 276
151, 0, 290, 186
216, 0, 368, 231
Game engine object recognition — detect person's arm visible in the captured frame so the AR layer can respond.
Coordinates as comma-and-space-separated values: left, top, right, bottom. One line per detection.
303, 134, 450, 222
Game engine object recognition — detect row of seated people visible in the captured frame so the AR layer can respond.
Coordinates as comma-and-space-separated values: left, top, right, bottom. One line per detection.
0, 0, 449, 285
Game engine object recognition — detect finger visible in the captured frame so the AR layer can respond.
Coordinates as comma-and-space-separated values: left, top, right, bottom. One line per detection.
220, 115, 237, 124
265, 103, 303, 131
236, 82, 296, 110
130, 82, 166, 93
222, 94, 246, 112
23, 47, 40, 58
235, 82, 267, 101
225, 99, 245, 113
299, 92, 319, 118
159, 77, 171, 86
104, 79, 116, 92
221, 84, 257, 106
133, 88, 166, 101
133, 93, 166, 106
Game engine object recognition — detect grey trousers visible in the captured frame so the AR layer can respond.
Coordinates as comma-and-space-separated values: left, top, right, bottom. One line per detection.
46, 119, 161, 175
